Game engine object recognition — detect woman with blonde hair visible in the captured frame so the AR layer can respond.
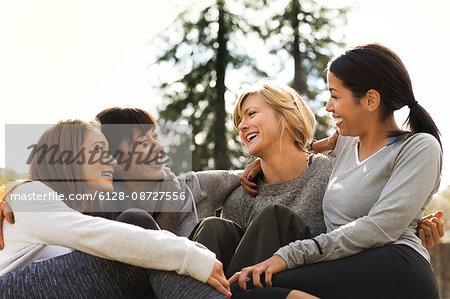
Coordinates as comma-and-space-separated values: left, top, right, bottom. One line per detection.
0, 102, 442, 298
190, 81, 335, 281
193, 75, 443, 298
0, 120, 230, 298
230, 43, 442, 298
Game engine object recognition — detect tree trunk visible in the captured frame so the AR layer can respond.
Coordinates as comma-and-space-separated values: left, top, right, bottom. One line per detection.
214, 0, 230, 169
291, 0, 307, 94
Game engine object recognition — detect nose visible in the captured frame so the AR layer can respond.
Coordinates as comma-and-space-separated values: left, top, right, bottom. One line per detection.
237, 118, 248, 132
325, 98, 333, 112
108, 152, 118, 168
155, 140, 165, 153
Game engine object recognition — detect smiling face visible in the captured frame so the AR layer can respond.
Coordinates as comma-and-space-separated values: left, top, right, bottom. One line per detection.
116, 126, 166, 181
326, 71, 369, 136
81, 128, 117, 195
238, 94, 285, 158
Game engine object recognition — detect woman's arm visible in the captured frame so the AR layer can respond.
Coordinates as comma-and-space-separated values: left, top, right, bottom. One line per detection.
0, 200, 14, 250
7, 182, 216, 284
309, 130, 340, 154
179, 170, 242, 213
276, 134, 442, 268
230, 134, 442, 288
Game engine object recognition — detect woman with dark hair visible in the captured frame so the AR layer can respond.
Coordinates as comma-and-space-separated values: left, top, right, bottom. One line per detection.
230, 43, 442, 298
95, 107, 243, 237
0, 120, 230, 298
0, 74, 443, 298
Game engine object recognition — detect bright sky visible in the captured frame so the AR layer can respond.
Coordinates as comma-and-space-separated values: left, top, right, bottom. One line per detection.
1, 0, 450, 187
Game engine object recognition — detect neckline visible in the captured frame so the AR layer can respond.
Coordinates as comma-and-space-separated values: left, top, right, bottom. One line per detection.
354, 137, 397, 166
257, 154, 325, 195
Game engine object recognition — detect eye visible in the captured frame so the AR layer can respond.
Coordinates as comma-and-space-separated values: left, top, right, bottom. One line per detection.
136, 139, 148, 145
152, 134, 159, 140
94, 145, 104, 152
249, 111, 256, 117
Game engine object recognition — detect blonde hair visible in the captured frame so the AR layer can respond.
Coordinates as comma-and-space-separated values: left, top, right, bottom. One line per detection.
1, 120, 101, 212
233, 80, 316, 152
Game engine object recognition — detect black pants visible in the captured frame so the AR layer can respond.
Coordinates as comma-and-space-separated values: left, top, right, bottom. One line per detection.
191, 204, 439, 299
190, 204, 311, 278
231, 244, 440, 299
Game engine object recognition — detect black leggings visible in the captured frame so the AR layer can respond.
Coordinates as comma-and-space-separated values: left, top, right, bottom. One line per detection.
231, 244, 439, 299
190, 204, 311, 278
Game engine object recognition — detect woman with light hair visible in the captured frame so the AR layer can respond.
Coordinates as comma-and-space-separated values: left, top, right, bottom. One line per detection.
230, 44, 442, 298
0, 99, 441, 298
190, 81, 335, 279
192, 76, 443, 298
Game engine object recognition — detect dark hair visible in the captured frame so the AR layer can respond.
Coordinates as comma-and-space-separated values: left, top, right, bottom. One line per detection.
327, 43, 441, 148
95, 107, 156, 155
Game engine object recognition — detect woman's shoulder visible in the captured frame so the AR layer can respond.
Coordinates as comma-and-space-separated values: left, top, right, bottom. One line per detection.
398, 133, 442, 155
307, 154, 334, 179
310, 153, 332, 167
311, 153, 330, 162
328, 135, 358, 158
6, 181, 72, 213
406, 132, 441, 147
9, 181, 54, 195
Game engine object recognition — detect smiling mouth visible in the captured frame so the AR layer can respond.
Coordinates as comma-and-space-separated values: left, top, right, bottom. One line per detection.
333, 116, 343, 125
101, 171, 114, 179
246, 132, 259, 142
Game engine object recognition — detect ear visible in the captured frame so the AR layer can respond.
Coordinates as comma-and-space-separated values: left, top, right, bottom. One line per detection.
363, 89, 381, 112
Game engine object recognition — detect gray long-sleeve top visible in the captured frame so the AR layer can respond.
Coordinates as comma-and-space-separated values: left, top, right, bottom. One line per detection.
276, 133, 442, 268
222, 154, 334, 238
107, 168, 242, 237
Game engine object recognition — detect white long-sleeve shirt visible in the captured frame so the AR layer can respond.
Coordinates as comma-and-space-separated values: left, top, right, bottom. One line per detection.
0, 181, 215, 283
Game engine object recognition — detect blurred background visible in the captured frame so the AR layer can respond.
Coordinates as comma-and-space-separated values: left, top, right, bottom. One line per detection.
1, 0, 449, 296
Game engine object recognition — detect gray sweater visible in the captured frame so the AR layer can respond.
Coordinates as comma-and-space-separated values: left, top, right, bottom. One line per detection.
222, 154, 334, 237
176, 170, 243, 236
276, 133, 442, 268
106, 168, 243, 237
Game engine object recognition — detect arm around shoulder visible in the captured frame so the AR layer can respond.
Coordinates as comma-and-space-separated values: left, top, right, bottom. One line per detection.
8, 182, 216, 283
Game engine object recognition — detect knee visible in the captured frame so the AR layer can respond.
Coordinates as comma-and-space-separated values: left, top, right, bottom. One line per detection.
197, 217, 230, 235
116, 208, 159, 230
251, 204, 298, 226
258, 203, 293, 218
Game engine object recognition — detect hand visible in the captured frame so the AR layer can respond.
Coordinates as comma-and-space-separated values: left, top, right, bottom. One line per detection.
240, 159, 261, 196
0, 200, 15, 250
327, 129, 340, 150
206, 260, 231, 297
417, 210, 445, 248
228, 255, 287, 291
311, 129, 339, 154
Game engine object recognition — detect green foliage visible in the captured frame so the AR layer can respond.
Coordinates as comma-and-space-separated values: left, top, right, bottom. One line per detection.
152, 0, 267, 170
152, 0, 348, 170
259, 0, 347, 138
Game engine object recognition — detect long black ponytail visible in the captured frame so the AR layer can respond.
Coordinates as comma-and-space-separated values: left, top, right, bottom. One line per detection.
328, 43, 441, 148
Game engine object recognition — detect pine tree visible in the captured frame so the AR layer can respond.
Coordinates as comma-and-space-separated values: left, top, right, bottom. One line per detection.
152, 0, 266, 171
152, 0, 347, 171
261, 0, 347, 138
